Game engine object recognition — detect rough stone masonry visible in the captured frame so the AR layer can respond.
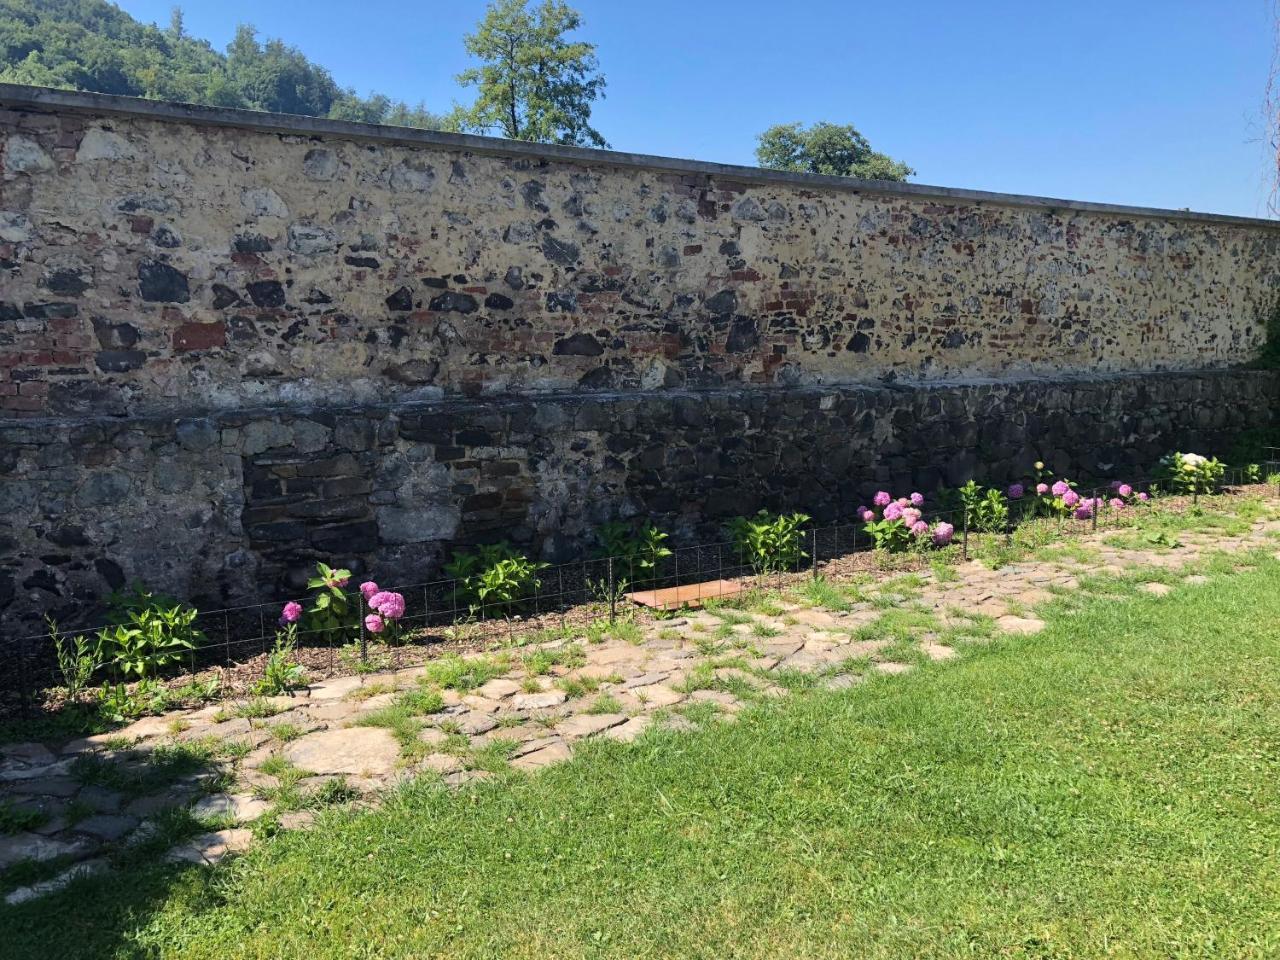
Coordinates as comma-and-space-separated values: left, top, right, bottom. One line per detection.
2, 84, 1279, 631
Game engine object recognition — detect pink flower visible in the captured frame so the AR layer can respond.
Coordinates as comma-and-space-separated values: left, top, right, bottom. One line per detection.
1138, 491, 1150, 502
360, 581, 380, 601
856, 505, 868, 516
932, 521, 955, 546
1109, 480, 1123, 491
1074, 505, 1093, 520
911, 520, 930, 537
909, 492, 925, 507
901, 507, 922, 526
1036, 483, 1049, 495
1062, 490, 1080, 507
364, 614, 384, 634
1109, 497, 1126, 510
369, 590, 405, 620
873, 491, 892, 508
1117, 484, 1133, 498
896, 497, 909, 507
1007, 483, 1024, 499
280, 601, 302, 624
883, 502, 903, 521
861, 509, 875, 522
1051, 480, 1070, 497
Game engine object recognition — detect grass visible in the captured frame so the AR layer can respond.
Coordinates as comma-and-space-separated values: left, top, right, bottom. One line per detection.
6, 558, 1280, 957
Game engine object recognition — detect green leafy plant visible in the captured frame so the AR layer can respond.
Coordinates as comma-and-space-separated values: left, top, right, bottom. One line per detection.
863, 515, 915, 553
98, 599, 202, 681
304, 562, 354, 639
1242, 463, 1263, 484
444, 543, 549, 616
957, 481, 1009, 533
728, 511, 810, 573
594, 520, 673, 586
95, 678, 171, 723
47, 617, 100, 703
1158, 452, 1225, 495
253, 624, 306, 696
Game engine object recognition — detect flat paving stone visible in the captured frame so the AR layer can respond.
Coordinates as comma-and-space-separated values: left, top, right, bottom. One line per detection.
283, 727, 401, 777
512, 690, 568, 711
74, 814, 139, 842
165, 828, 252, 867
603, 716, 652, 743
453, 711, 499, 735
1141, 582, 1172, 596
0, 832, 94, 869
5, 858, 109, 906
556, 713, 627, 740
996, 615, 1046, 635
476, 678, 521, 699
511, 742, 572, 770
191, 793, 270, 823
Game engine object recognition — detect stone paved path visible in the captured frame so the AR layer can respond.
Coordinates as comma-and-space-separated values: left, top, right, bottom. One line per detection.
4, 499, 1279, 904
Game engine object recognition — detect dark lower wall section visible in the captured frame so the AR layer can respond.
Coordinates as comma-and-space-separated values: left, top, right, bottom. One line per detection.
3, 369, 1276, 633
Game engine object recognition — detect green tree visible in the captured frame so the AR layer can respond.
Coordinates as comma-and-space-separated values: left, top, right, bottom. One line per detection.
0, 0, 442, 128
451, 0, 607, 147
755, 121, 914, 181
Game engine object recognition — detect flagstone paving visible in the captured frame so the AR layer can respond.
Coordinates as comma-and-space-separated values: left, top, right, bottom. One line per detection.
3, 498, 1279, 904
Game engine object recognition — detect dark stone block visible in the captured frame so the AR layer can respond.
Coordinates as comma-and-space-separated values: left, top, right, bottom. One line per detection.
137, 259, 190, 303
43, 268, 90, 296
428, 291, 478, 313
726, 317, 759, 354
246, 280, 286, 308
385, 286, 414, 311
95, 350, 146, 373
484, 293, 514, 310
540, 234, 579, 266
233, 233, 272, 254
553, 333, 602, 356
310, 521, 379, 552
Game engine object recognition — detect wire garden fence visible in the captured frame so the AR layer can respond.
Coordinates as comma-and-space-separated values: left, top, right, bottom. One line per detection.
3, 463, 1277, 718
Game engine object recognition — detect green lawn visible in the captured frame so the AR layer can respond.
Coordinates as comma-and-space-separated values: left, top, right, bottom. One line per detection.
5, 560, 1280, 958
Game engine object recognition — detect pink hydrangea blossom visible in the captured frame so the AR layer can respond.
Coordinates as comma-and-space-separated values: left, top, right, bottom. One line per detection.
856, 505, 868, 516
1062, 489, 1080, 507
369, 591, 406, 620
1007, 483, 1025, 499
932, 521, 955, 546
359, 581, 380, 601
901, 507, 922, 526
1036, 483, 1049, 495
861, 509, 875, 522
896, 497, 909, 507
1109, 497, 1126, 510
1074, 505, 1093, 520
883, 502, 903, 521
1051, 480, 1070, 497
1138, 491, 1150, 502
909, 492, 925, 507
910, 520, 930, 537
364, 614, 384, 634
873, 491, 892, 508
1117, 484, 1133, 498
280, 601, 302, 624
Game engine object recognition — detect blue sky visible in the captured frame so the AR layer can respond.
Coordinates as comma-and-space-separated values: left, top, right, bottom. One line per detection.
117, 0, 1276, 218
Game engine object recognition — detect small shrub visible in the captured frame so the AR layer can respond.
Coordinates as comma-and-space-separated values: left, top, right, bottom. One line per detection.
98, 593, 203, 681
297, 562, 355, 639
859, 492, 953, 553
95, 678, 171, 723
253, 624, 306, 696
1158, 452, 1225, 496
956, 480, 1008, 533
444, 543, 549, 616
594, 520, 672, 587
47, 617, 99, 702
420, 653, 507, 691
728, 510, 810, 573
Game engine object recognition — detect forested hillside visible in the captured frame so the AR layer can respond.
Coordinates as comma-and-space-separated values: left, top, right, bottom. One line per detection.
0, 0, 442, 126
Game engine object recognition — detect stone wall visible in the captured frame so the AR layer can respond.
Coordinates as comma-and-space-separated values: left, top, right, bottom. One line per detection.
2, 85, 1279, 632
2, 86, 1278, 420
3, 369, 1276, 631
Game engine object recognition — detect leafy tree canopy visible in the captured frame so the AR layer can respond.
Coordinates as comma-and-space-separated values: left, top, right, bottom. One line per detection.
0, 0, 442, 128
755, 121, 913, 181
451, 0, 607, 147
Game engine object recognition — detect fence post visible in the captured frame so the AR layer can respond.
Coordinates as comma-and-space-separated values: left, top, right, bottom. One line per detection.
607, 556, 616, 623
962, 506, 969, 561
358, 592, 368, 665
1091, 488, 1098, 532
811, 527, 819, 580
